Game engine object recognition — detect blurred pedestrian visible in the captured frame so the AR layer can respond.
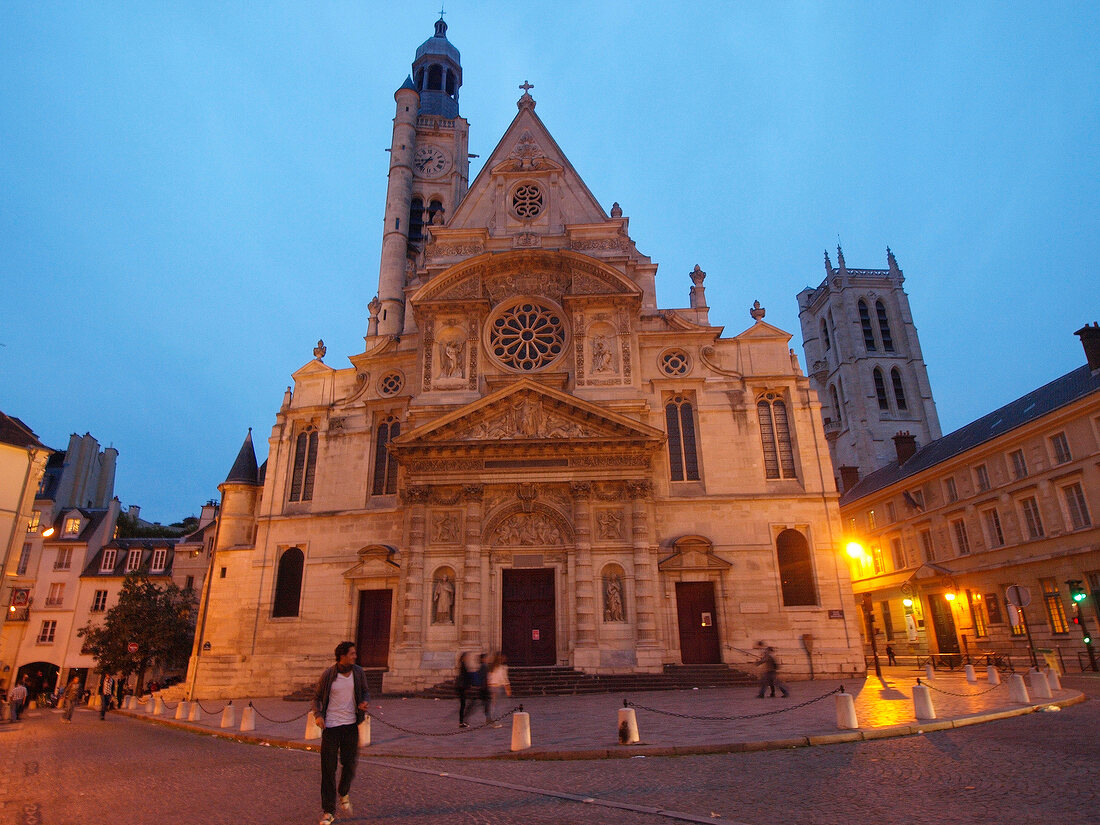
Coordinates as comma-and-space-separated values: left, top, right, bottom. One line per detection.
488, 652, 511, 727
60, 676, 81, 722
885, 644, 897, 666
9, 678, 28, 722
755, 642, 789, 698
99, 673, 116, 720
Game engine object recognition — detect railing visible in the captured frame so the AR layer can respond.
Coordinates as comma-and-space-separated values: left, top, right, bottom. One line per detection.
5, 607, 31, 622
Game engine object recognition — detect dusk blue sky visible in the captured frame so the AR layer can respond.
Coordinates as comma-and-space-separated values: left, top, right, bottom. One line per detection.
2, 3, 1097, 523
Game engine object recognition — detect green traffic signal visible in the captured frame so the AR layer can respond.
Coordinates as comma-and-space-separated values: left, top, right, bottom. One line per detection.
1073, 591, 1087, 602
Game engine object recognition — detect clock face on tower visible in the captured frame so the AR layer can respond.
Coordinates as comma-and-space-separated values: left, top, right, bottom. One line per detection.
413, 144, 449, 178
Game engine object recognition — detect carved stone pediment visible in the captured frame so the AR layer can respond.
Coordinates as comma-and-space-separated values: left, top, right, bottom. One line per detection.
657, 535, 731, 572
343, 544, 400, 579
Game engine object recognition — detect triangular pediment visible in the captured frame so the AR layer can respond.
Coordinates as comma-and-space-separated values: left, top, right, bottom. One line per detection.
734, 319, 793, 343
657, 535, 732, 572
291, 358, 336, 381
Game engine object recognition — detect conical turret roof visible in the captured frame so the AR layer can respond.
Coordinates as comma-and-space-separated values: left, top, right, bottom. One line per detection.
224, 429, 259, 485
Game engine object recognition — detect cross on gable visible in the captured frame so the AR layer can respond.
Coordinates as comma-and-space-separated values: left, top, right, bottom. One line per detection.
519, 80, 534, 93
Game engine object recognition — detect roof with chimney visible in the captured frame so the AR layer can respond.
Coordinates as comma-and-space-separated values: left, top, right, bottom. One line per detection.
841, 362, 1100, 505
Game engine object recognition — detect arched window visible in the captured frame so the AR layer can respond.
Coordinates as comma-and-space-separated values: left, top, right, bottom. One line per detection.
665, 395, 700, 482
445, 71, 456, 97
875, 301, 894, 352
873, 368, 889, 411
272, 547, 304, 617
858, 300, 876, 351
372, 416, 400, 496
288, 428, 318, 502
408, 197, 425, 242
820, 318, 831, 351
427, 65, 443, 90
829, 385, 843, 427
891, 368, 908, 410
757, 392, 797, 479
601, 563, 626, 622
776, 529, 817, 606
427, 199, 443, 226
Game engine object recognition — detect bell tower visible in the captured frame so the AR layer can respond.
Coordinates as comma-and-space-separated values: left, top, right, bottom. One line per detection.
375, 17, 470, 337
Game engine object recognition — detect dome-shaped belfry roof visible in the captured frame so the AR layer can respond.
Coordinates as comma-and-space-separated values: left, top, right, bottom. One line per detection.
415, 18, 460, 64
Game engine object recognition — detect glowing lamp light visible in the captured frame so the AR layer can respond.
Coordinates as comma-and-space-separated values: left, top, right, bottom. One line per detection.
902, 598, 913, 607
944, 592, 956, 601
42, 527, 56, 538
845, 542, 865, 559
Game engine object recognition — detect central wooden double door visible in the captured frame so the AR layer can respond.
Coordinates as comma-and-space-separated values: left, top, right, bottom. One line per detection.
675, 581, 721, 664
501, 569, 556, 666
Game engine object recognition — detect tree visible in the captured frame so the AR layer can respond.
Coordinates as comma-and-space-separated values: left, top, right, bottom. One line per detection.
78, 575, 197, 693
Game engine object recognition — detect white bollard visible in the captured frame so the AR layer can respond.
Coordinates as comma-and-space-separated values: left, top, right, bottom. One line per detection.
1046, 669, 1062, 691
617, 706, 640, 744
1028, 669, 1052, 700
913, 682, 936, 720
510, 710, 531, 751
239, 703, 255, 732
964, 664, 977, 683
188, 702, 202, 722
359, 716, 371, 747
176, 701, 190, 720
924, 663, 935, 681
305, 711, 322, 740
835, 691, 858, 730
986, 666, 1000, 685
1009, 674, 1030, 703
153, 695, 165, 716
220, 701, 236, 728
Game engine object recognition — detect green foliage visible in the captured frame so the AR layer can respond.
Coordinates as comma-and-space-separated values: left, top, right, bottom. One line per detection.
78, 575, 197, 692
114, 511, 191, 539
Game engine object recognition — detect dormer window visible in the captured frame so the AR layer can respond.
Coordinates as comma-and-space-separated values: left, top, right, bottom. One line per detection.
125, 548, 142, 573
63, 517, 81, 536
27, 510, 41, 532
100, 548, 117, 572
151, 547, 167, 573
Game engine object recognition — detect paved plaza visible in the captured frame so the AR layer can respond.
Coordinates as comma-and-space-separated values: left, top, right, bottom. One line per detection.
1, 670, 1096, 825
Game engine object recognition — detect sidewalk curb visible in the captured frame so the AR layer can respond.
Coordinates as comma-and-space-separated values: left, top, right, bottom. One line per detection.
113, 691, 1087, 761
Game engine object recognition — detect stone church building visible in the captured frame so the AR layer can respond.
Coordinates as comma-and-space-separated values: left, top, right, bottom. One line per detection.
187, 20, 862, 697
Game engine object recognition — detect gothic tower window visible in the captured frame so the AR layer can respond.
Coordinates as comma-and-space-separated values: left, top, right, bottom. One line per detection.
891, 368, 908, 411
873, 368, 890, 411
427, 199, 443, 226
829, 385, 843, 427
409, 197, 425, 242
272, 547, 304, 617
372, 416, 401, 496
776, 529, 817, 606
858, 300, 877, 351
288, 428, 318, 502
820, 318, 831, 351
757, 392, 797, 479
665, 394, 700, 482
876, 301, 894, 352
427, 64, 443, 90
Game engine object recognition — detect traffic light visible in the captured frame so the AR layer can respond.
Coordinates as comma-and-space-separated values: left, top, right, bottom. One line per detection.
1067, 579, 1087, 603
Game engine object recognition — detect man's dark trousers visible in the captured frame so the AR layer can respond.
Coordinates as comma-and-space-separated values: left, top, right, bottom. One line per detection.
320, 723, 359, 814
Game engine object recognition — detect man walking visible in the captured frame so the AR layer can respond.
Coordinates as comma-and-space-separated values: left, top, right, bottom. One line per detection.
311, 641, 370, 825
755, 641, 790, 698
60, 675, 81, 722
99, 673, 115, 720
9, 677, 28, 722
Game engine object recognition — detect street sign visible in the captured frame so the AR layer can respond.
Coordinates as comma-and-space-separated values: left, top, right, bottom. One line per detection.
127, 642, 139, 654
1005, 585, 1031, 608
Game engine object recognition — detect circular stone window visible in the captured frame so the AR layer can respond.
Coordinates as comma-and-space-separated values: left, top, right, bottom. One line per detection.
378, 371, 404, 396
488, 300, 566, 372
659, 349, 691, 376
511, 182, 544, 220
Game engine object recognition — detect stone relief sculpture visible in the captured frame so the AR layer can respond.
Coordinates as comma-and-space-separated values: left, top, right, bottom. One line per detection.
466, 396, 592, 440
440, 339, 465, 379
603, 574, 625, 622
590, 335, 612, 373
432, 512, 460, 543
596, 509, 623, 540
489, 512, 564, 546
431, 573, 455, 625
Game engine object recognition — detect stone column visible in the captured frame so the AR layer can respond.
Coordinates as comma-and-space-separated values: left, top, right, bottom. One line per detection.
400, 486, 430, 645
460, 485, 484, 649
627, 480, 659, 657
570, 482, 598, 668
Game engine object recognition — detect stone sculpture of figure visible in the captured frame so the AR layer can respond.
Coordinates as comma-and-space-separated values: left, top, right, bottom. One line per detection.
433, 513, 459, 543
590, 335, 612, 373
597, 510, 623, 540
440, 339, 464, 379
432, 575, 455, 625
604, 576, 625, 622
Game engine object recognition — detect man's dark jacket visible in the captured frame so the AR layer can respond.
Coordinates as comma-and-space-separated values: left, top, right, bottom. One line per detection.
311, 664, 371, 724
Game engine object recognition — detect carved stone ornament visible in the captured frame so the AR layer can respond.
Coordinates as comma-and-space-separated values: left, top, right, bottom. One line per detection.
603, 575, 626, 622
432, 512, 461, 543
425, 243, 486, 261
514, 232, 541, 248
430, 574, 455, 625
569, 481, 593, 500
462, 395, 596, 441
488, 511, 564, 546
571, 237, 628, 253
626, 480, 654, 499
596, 509, 624, 540
462, 484, 485, 502
508, 130, 545, 171
400, 486, 432, 505
313, 339, 327, 359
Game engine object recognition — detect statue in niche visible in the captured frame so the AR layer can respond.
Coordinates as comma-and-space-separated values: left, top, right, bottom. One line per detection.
440, 338, 465, 379
597, 510, 623, 540
433, 513, 459, 543
432, 574, 455, 625
603, 575, 625, 622
590, 335, 612, 373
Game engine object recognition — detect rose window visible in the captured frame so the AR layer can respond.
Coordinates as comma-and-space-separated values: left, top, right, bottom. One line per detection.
379, 372, 404, 396
660, 349, 690, 376
511, 183, 544, 219
489, 301, 566, 371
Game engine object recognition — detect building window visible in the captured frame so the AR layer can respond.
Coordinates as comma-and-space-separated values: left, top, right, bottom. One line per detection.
757, 392, 796, 480
45, 582, 64, 606
184, 575, 194, 591
371, 416, 401, 495
151, 548, 167, 573
890, 369, 907, 410
92, 590, 108, 612
64, 517, 81, 535
875, 301, 894, 352
100, 548, 117, 572
289, 428, 319, 502
510, 181, 544, 220
858, 300, 876, 351
665, 395, 700, 482
974, 464, 990, 492
378, 371, 404, 396
1010, 449, 1028, 479
870, 544, 884, 575
37, 620, 56, 643
1050, 432, 1071, 464
889, 537, 905, 570
966, 591, 987, 637
776, 529, 817, 606
910, 489, 925, 510
829, 385, 842, 428
1041, 578, 1069, 634
981, 508, 1005, 548
919, 529, 935, 562
488, 300, 565, 371
272, 547, 304, 618
944, 477, 958, 503
659, 349, 690, 376
985, 594, 1004, 624
17, 542, 31, 575
820, 318, 830, 351
1020, 496, 1044, 539
867, 509, 877, 530
885, 501, 896, 524
125, 549, 142, 573
873, 368, 889, 411
1062, 482, 1092, 530
54, 548, 72, 571
27, 510, 41, 532
1009, 608, 1026, 636
408, 196, 425, 242
951, 519, 971, 556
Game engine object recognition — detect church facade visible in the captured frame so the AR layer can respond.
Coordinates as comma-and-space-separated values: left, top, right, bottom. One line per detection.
187, 21, 862, 697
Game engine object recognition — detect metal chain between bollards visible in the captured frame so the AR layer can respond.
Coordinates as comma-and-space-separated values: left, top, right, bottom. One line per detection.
625, 687, 843, 722
196, 699, 227, 715
160, 697, 179, 710
919, 678, 1005, 698
136, 696, 150, 706
248, 702, 310, 725
364, 705, 523, 737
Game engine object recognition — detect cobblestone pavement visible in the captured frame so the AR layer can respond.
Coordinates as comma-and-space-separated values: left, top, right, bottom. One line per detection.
1, 672, 1095, 825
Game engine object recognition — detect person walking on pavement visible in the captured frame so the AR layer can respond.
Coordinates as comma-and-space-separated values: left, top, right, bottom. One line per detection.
885, 644, 898, 666
60, 675, 81, 722
755, 641, 790, 698
8, 677, 28, 722
99, 673, 115, 720
311, 641, 370, 825
487, 652, 511, 727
